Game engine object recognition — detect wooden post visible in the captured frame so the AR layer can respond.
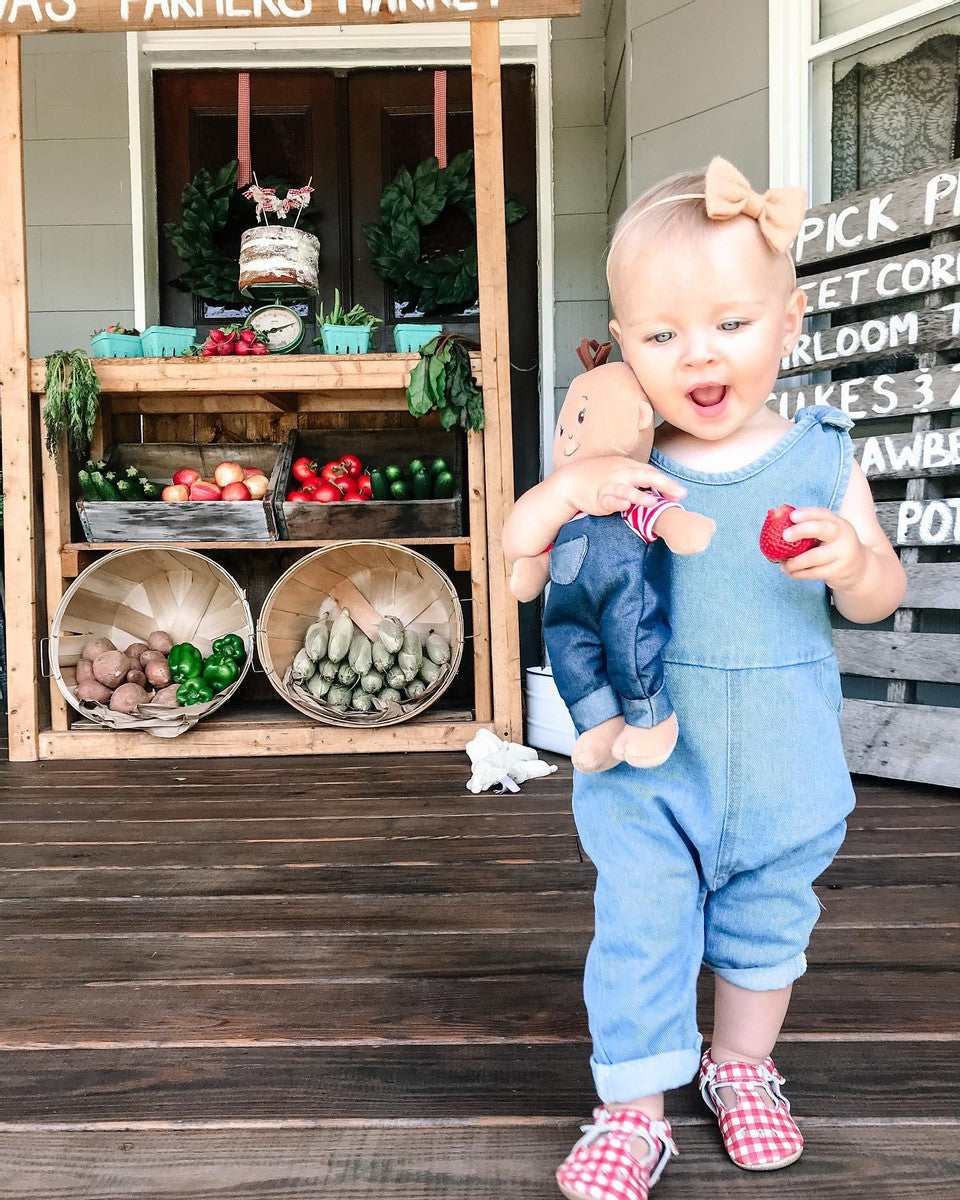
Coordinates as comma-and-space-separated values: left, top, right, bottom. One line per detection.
470, 21, 523, 741
0, 35, 40, 761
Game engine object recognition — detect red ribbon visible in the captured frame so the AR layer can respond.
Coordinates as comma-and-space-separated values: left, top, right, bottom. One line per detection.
433, 70, 447, 169
237, 72, 252, 189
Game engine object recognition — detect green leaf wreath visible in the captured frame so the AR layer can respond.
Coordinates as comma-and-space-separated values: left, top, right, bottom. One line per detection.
364, 151, 527, 317
163, 161, 319, 306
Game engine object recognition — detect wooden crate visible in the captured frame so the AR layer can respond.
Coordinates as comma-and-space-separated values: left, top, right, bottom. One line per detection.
77, 442, 286, 542
274, 428, 464, 541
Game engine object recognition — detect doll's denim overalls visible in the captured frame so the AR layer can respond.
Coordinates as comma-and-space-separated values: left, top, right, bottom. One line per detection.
572, 406, 858, 1103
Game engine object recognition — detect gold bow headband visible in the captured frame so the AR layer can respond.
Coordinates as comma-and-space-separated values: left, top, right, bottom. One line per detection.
636, 157, 807, 255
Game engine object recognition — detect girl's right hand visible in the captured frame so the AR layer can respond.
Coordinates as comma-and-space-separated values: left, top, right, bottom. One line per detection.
558, 455, 687, 516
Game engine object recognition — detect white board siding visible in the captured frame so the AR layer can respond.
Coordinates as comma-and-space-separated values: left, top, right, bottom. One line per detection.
22, 33, 134, 357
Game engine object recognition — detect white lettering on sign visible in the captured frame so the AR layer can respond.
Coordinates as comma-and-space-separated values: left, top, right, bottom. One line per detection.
784, 311, 918, 369
771, 363, 960, 420
103, 0, 498, 21
859, 430, 960, 477
923, 171, 960, 226
897, 498, 960, 545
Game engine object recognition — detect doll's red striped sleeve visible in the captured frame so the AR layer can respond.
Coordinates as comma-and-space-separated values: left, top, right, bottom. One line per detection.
622, 492, 684, 543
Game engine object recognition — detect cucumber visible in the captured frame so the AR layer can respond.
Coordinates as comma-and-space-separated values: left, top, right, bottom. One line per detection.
368, 469, 389, 501
115, 479, 141, 501
140, 481, 162, 500
411, 470, 431, 500
121, 468, 145, 498
90, 470, 120, 501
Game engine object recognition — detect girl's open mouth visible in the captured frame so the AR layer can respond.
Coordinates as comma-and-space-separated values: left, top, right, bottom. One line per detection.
687, 384, 729, 414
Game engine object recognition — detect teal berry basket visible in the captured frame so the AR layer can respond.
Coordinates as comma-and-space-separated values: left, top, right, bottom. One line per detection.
319, 324, 373, 354
140, 325, 197, 357
393, 323, 443, 354
90, 331, 142, 358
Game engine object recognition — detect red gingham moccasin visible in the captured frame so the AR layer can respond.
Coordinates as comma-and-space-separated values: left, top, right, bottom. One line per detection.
698, 1049, 803, 1170
556, 1106, 678, 1200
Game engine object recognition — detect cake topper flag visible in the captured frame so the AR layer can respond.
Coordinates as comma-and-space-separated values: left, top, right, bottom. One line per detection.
243, 173, 314, 226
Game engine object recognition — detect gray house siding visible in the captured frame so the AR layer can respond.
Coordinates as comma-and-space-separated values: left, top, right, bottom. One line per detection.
22, 33, 135, 357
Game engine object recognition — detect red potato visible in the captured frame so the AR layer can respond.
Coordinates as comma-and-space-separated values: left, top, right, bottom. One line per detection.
126, 669, 147, 688
214, 461, 244, 487
75, 658, 94, 685
139, 649, 166, 668
147, 631, 174, 653
244, 474, 269, 500
81, 637, 116, 662
125, 641, 149, 661
109, 682, 151, 713
92, 650, 134, 689
76, 679, 113, 705
221, 481, 251, 502
144, 657, 172, 688
151, 684, 180, 707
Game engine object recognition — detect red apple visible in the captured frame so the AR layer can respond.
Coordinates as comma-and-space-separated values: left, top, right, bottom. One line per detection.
172, 467, 200, 487
214, 461, 245, 487
244, 474, 269, 500
162, 484, 190, 502
189, 480, 221, 501
221, 481, 252, 502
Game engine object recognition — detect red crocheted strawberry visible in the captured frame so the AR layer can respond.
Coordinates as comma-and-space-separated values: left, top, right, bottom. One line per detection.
760, 504, 820, 561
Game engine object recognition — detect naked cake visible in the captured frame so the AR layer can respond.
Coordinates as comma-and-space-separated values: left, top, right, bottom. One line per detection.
239, 226, 320, 294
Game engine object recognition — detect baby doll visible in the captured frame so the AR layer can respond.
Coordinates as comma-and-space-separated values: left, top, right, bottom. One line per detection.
510, 362, 714, 773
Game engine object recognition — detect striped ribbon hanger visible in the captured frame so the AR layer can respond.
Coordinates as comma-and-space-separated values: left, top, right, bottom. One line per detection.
237, 72, 252, 188
434, 70, 447, 168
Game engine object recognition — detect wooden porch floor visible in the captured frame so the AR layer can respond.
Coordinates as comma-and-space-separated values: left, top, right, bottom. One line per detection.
0, 747, 958, 1198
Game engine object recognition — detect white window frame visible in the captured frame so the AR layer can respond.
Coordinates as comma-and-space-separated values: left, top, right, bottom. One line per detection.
769, 0, 960, 203
125, 21, 555, 422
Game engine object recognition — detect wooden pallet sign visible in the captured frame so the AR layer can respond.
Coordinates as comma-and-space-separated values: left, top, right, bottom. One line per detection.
771, 159, 960, 788
0, 0, 578, 33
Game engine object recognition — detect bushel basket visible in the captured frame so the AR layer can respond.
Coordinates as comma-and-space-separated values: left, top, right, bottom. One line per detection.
50, 546, 254, 738
257, 541, 463, 728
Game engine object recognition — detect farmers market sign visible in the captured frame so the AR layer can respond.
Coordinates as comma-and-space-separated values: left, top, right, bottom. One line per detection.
0, 0, 576, 30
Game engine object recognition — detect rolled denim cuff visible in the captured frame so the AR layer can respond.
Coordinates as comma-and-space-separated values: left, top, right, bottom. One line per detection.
591, 1042, 703, 1103
622, 684, 674, 730
707, 951, 807, 992
568, 684, 622, 734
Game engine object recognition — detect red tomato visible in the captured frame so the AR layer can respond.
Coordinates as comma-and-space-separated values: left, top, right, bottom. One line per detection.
291, 456, 319, 483
320, 460, 347, 486
286, 489, 312, 502
344, 492, 368, 502
315, 481, 343, 503
356, 473, 372, 498
339, 453, 363, 478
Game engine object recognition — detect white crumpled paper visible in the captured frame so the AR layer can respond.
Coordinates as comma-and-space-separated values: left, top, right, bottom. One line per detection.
465, 728, 559, 794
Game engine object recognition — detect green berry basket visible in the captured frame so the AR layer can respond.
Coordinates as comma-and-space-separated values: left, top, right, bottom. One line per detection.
141, 325, 197, 357
320, 324, 373, 354
90, 331, 142, 358
393, 324, 442, 354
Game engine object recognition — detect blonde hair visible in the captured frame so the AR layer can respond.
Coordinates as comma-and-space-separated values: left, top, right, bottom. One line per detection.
606, 167, 797, 307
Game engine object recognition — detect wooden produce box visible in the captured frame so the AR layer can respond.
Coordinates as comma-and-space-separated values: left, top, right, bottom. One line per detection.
274, 428, 464, 540
77, 442, 286, 542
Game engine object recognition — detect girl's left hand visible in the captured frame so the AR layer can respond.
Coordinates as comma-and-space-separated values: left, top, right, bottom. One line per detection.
779, 507, 870, 591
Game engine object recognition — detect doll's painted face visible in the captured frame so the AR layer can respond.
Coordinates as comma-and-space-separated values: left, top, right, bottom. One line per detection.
552, 362, 655, 471
608, 216, 805, 442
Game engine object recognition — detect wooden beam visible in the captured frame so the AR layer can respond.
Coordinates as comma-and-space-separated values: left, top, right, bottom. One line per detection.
471, 20, 522, 742
0, 36, 39, 761
3, 0, 579, 35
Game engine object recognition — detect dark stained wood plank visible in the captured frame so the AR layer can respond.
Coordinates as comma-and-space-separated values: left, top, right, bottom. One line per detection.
1, 1040, 957, 1124
0, 1124, 957, 1199
0, 970, 956, 1047
0, 925, 954, 986
0, 883, 950, 938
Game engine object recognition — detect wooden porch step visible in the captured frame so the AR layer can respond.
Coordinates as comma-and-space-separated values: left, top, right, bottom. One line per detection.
0, 1123, 957, 1199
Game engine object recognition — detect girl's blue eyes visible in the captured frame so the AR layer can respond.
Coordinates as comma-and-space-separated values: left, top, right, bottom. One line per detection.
647, 320, 746, 343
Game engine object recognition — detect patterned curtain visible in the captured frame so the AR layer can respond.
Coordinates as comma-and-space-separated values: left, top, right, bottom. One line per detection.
832, 34, 960, 198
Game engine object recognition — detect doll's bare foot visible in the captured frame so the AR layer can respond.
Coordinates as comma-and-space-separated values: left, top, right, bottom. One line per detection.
508, 553, 551, 602
653, 508, 717, 555
612, 713, 679, 768
572, 716, 625, 773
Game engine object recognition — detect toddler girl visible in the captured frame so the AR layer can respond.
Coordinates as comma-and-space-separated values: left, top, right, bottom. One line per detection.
502, 157, 907, 1199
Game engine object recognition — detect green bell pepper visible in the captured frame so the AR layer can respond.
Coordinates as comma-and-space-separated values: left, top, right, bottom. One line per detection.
176, 677, 215, 706
169, 642, 203, 683
202, 654, 240, 693
212, 634, 246, 662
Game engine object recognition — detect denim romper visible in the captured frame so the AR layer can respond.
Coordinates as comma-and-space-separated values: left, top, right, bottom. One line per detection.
571, 405, 858, 1103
